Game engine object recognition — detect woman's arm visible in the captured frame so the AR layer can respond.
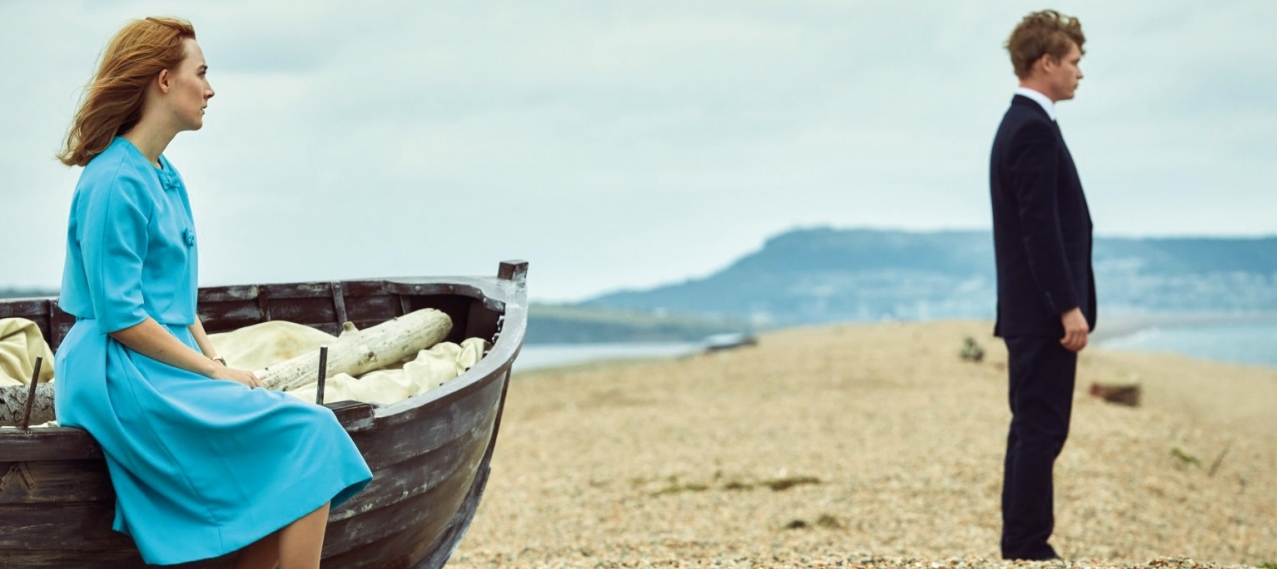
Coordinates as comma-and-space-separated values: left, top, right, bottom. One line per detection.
111, 318, 261, 387
188, 317, 219, 361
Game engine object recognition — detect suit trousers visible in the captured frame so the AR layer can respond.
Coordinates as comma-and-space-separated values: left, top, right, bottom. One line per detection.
1000, 336, 1077, 560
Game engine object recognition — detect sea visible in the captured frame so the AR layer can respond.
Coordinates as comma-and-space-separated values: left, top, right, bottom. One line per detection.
516, 322, 1277, 373
513, 342, 702, 373
1099, 321, 1277, 368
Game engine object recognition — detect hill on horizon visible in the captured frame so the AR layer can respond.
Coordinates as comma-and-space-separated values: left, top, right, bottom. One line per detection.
582, 227, 1277, 326
10, 227, 1277, 341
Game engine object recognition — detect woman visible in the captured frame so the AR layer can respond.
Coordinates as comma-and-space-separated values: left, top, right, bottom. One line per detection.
54, 17, 372, 568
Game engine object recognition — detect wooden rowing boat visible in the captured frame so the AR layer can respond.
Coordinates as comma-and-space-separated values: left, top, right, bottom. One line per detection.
0, 261, 528, 568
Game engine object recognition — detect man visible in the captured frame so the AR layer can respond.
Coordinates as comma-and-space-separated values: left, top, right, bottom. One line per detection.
989, 9, 1095, 561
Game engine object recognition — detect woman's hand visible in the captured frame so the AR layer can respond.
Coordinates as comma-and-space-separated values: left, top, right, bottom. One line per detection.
210, 363, 263, 389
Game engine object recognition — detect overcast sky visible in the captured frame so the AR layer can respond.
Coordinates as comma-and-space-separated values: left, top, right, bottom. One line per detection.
2, 1, 1274, 301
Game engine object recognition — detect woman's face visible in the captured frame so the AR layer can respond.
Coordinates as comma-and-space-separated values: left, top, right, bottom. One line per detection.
165, 38, 215, 132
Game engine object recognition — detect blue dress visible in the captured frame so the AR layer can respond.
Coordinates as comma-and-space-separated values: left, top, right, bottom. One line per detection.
54, 137, 372, 565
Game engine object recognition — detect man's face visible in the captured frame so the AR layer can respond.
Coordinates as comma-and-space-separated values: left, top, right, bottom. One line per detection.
1042, 42, 1083, 101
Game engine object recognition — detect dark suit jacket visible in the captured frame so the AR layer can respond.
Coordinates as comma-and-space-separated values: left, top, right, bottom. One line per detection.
990, 94, 1096, 338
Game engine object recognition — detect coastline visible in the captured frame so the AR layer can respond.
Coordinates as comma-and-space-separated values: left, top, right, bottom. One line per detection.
1095, 312, 1277, 369
1091, 311, 1277, 344
515, 312, 1277, 375
513, 342, 703, 374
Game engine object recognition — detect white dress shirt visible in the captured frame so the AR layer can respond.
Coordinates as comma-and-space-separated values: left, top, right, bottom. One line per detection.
1014, 87, 1057, 121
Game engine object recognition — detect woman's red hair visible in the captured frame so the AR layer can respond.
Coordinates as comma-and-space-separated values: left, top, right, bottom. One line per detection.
58, 17, 195, 167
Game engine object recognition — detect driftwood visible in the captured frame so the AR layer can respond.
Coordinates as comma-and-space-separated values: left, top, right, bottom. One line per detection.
0, 382, 56, 428
0, 309, 453, 427
257, 308, 452, 391
1089, 381, 1141, 407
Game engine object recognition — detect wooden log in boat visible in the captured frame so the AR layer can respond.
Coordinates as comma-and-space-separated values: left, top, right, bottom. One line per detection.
0, 260, 528, 568
254, 307, 453, 392
0, 383, 55, 429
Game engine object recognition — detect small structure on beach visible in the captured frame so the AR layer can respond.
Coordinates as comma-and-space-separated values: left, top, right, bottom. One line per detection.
1089, 380, 1142, 407
959, 336, 985, 363
702, 332, 758, 353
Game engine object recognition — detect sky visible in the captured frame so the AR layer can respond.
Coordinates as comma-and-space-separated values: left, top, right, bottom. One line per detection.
2, 1, 1275, 301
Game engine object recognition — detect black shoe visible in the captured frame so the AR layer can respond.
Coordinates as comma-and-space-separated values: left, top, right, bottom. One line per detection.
1001, 545, 1059, 561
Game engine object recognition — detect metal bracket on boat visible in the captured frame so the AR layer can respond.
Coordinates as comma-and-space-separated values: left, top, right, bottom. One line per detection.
330, 282, 348, 325
316, 346, 329, 405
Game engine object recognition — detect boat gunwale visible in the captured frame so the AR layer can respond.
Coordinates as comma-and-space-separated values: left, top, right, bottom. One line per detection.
0, 269, 528, 462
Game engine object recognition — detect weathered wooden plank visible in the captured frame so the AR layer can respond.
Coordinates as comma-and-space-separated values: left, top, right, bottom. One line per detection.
195, 300, 263, 333
412, 372, 511, 569
350, 378, 500, 471
0, 548, 148, 569
322, 460, 475, 557
258, 282, 331, 300
382, 280, 492, 299
0, 298, 49, 317
418, 463, 494, 569
318, 517, 445, 569
264, 297, 338, 326
329, 400, 377, 432
0, 502, 129, 549
197, 284, 259, 303
331, 423, 487, 522
168, 553, 236, 568
0, 460, 112, 504
0, 546, 236, 568
343, 294, 399, 323
338, 281, 391, 296
0, 428, 104, 461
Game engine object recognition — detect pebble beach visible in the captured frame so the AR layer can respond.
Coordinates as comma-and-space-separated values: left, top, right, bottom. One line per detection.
449, 321, 1277, 569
